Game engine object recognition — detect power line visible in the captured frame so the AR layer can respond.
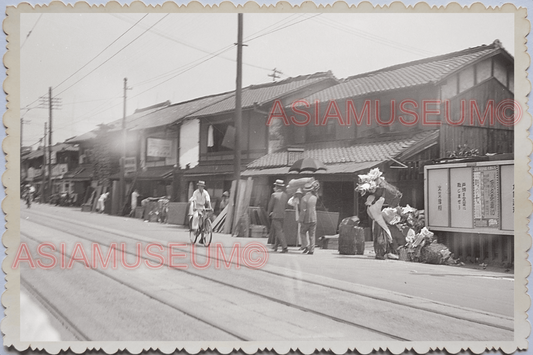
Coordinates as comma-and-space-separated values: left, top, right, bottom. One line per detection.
21, 14, 151, 113
313, 16, 435, 57
39, 14, 329, 136
20, 14, 42, 50
246, 14, 323, 42
53, 14, 170, 99
53, 14, 149, 92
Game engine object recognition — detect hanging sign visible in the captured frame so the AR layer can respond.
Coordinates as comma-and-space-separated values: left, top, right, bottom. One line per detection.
425, 161, 511, 234
500, 164, 514, 231
147, 138, 172, 158
124, 157, 137, 174
427, 169, 449, 227
473, 166, 500, 228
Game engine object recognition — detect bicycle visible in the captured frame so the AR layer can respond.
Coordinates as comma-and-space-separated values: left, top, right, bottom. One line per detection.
189, 208, 213, 247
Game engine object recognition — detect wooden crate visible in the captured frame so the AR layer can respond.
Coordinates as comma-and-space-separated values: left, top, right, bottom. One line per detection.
249, 224, 267, 238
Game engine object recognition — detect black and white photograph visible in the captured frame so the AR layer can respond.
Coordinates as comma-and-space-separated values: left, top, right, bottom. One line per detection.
2, 2, 531, 353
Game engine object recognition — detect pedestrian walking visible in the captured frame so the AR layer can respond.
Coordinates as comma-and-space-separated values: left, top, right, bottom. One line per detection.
129, 189, 139, 217
97, 192, 109, 213
267, 179, 289, 253
299, 181, 318, 255
288, 188, 304, 249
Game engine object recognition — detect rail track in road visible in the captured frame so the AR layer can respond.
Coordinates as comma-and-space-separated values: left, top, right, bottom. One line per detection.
18, 207, 514, 341
21, 231, 250, 341
21, 276, 90, 341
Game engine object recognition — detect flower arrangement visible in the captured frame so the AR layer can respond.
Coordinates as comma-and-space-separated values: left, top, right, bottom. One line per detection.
355, 168, 384, 195
355, 168, 402, 206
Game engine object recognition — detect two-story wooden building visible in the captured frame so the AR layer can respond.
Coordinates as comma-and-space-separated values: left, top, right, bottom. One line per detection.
180, 72, 338, 207
243, 40, 514, 226
21, 143, 79, 201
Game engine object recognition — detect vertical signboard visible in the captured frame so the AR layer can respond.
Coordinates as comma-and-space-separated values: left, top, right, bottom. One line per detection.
501, 164, 514, 231
450, 167, 473, 228
124, 157, 137, 174
426, 161, 512, 233
473, 166, 500, 228
427, 169, 449, 227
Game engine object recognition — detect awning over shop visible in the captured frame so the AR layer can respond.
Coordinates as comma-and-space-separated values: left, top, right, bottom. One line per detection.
110, 166, 175, 181
242, 161, 382, 176
62, 165, 95, 182
243, 130, 439, 177
182, 163, 235, 177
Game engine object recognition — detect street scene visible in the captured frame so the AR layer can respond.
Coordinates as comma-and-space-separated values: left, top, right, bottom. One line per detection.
10, 8, 524, 351
19, 202, 513, 341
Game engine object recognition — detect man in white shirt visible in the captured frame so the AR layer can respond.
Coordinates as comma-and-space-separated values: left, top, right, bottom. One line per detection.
189, 181, 212, 233
129, 189, 140, 217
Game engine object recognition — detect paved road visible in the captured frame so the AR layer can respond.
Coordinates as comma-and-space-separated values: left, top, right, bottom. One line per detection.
17, 202, 514, 342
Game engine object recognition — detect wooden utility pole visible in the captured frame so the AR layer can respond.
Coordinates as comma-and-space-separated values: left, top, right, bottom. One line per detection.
119, 78, 128, 215
48, 87, 53, 199
234, 13, 243, 190
41, 122, 47, 201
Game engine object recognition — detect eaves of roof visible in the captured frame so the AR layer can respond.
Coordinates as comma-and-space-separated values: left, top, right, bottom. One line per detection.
186, 72, 337, 118
24, 144, 78, 160
245, 130, 439, 173
63, 164, 94, 181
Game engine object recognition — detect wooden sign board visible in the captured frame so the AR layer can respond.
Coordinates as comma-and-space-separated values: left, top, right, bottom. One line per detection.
425, 160, 513, 234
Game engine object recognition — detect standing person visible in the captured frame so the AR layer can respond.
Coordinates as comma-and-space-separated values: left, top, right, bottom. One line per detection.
267, 179, 289, 253
29, 184, 36, 202
299, 181, 318, 255
189, 181, 212, 236
218, 191, 230, 213
97, 192, 109, 213
130, 189, 140, 217
288, 188, 304, 249
23, 184, 31, 208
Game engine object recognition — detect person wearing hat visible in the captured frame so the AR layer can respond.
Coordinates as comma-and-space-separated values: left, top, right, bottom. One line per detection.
267, 179, 289, 253
288, 188, 304, 249
189, 181, 212, 235
218, 191, 230, 213
299, 181, 318, 255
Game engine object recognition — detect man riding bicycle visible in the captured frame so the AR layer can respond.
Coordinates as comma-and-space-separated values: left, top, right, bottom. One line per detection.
189, 181, 212, 242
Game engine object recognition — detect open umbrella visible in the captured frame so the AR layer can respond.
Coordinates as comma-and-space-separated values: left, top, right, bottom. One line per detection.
289, 157, 327, 173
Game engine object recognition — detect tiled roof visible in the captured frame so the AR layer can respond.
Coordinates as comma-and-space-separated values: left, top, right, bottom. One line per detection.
113, 93, 233, 131
304, 41, 510, 102
189, 72, 336, 117
246, 130, 438, 170
242, 161, 381, 177
67, 94, 233, 140
63, 164, 94, 181
24, 143, 78, 160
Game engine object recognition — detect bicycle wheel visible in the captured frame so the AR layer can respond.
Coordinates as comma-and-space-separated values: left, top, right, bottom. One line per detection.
203, 219, 213, 247
189, 229, 197, 244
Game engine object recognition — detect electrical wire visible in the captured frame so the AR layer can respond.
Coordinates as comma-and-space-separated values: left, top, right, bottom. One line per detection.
313, 16, 435, 57
34, 14, 332, 136
53, 14, 170, 99
20, 14, 43, 50
53, 14, 149, 92
245, 13, 322, 42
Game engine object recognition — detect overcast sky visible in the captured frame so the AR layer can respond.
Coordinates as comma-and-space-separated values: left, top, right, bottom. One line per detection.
19, 12, 514, 147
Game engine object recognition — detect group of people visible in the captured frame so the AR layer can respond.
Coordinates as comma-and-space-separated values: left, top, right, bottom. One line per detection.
267, 179, 318, 255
